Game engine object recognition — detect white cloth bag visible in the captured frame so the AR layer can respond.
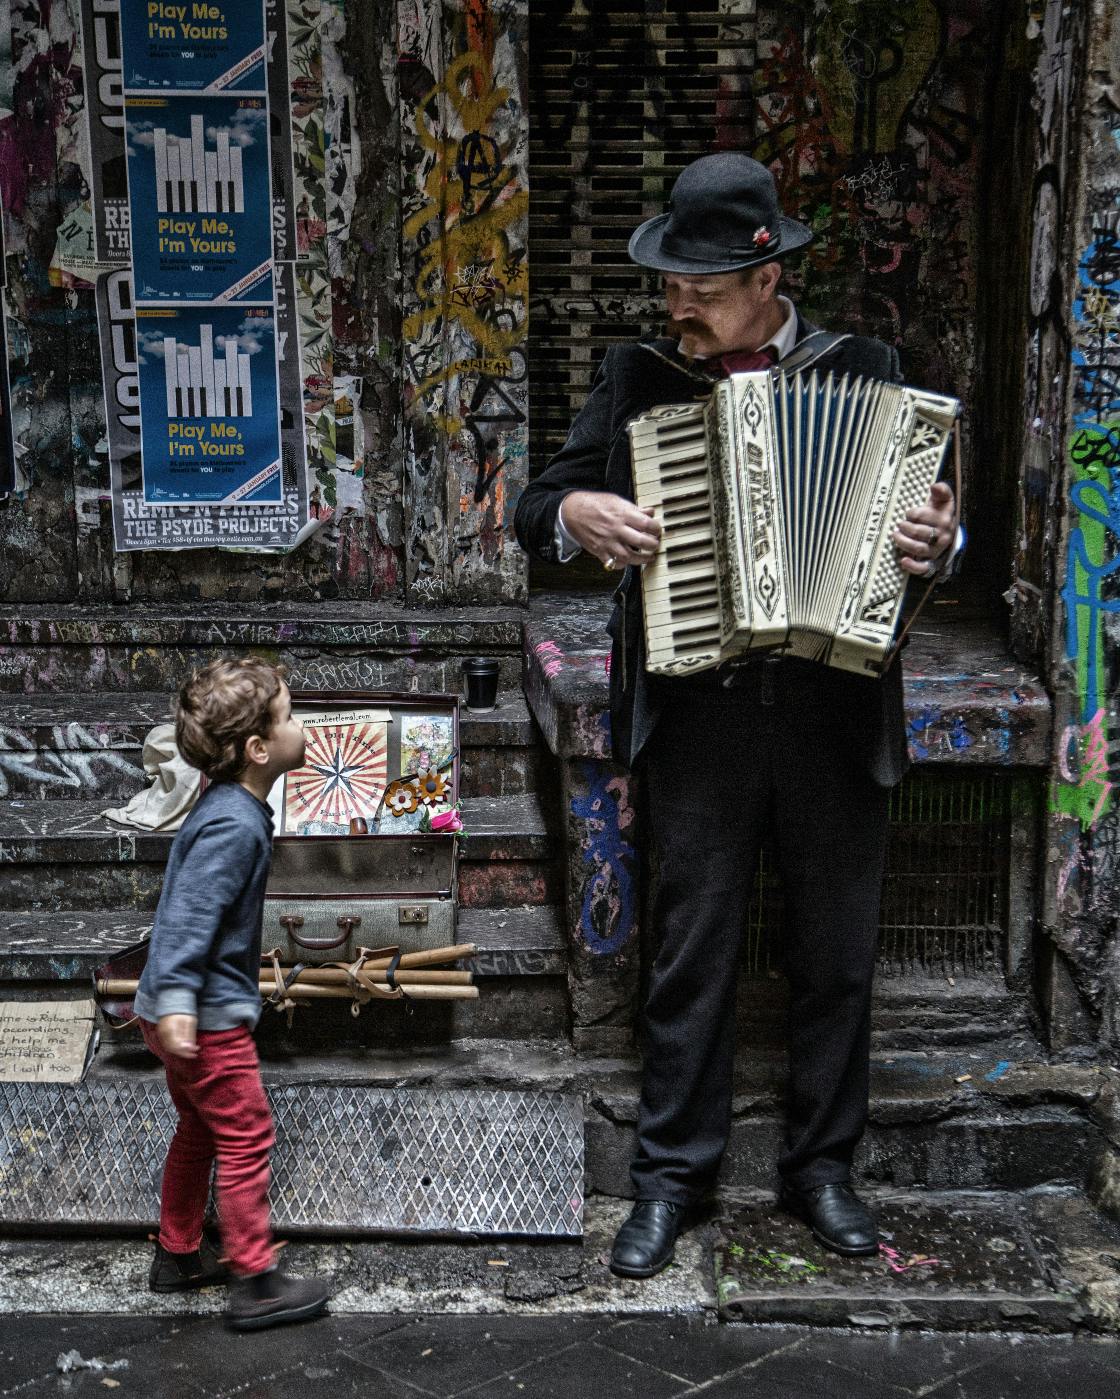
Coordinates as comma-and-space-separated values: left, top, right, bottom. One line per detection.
103, 723, 200, 831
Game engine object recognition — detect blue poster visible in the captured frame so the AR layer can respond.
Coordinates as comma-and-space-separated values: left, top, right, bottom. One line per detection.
126, 93, 273, 303
136, 304, 282, 505
120, 0, 266, 94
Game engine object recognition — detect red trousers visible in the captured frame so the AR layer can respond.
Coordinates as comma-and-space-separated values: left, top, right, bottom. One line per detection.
140, 1020, 275, 1277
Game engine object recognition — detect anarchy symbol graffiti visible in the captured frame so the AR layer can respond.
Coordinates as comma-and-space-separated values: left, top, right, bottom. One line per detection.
457, 131, 502, 199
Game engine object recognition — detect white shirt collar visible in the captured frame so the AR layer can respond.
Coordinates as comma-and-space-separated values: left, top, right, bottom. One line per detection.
761, 295, 798, 360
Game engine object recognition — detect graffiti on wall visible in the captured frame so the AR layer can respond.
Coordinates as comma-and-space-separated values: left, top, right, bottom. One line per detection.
0, 0, 424, 599
1043, 0, 1120, 1048
750, 0, 985, 404
398, 0, 528, 604
526, 0, 986, 489
1053, 204, 1120, 907
567, 760, 637, 958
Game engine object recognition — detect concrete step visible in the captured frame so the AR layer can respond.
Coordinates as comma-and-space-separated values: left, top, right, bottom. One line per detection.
0, 904, 566, 981
0, 1196, 708, 1319
1, 1188, 1117, 1332
0, 1043, 1114, 1271
0, 603, 524, 694
711, 1186, 1120, 1331
0, 792, 562, 912
27, 1040, 1110, 1197
0, 692, 547, 799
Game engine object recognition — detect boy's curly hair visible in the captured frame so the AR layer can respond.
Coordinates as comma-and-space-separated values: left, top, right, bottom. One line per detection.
176, 656, 285, 783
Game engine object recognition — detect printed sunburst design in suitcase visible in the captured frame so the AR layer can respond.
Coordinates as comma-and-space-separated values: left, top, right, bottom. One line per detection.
263, 690, 461, 964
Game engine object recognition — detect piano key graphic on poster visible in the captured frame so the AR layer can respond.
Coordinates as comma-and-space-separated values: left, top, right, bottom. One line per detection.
125, 93, 273, 303
97, 264, 307, 545
82, 0, 293, 269
135, 303, 282, 505
119, 0, 266, 94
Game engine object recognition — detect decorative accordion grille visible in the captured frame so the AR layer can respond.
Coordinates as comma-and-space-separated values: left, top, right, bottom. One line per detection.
528, 0, 758, 468
742, 772, 1017, 978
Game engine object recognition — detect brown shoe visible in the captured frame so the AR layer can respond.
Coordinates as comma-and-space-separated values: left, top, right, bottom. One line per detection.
224, 1267, 330, 1332
149, 1236, 228, 1293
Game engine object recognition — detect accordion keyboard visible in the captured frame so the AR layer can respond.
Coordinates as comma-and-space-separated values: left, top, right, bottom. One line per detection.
629, 405, 723, 671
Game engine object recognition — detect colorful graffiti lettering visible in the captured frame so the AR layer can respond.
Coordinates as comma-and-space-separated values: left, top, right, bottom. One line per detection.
1056, 225, 1120, 835
1053, 190, 1120, 941
1062, 432, 1120, 726
1055, 710, 1114, 830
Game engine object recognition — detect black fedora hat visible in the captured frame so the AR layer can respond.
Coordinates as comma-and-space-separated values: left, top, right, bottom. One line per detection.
628, 153, 813, 275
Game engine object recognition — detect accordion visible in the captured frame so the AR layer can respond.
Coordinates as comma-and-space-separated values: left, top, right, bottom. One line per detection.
628, 369, 960, 678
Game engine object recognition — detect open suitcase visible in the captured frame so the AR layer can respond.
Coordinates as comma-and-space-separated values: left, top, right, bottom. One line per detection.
263, 690, 461, 964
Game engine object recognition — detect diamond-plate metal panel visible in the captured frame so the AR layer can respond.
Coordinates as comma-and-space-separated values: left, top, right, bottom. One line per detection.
0, 1081, 584, 1238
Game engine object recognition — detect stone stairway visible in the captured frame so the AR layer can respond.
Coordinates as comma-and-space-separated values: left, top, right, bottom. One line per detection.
0, 717, 574, 1061
0, 605, 588, 1238
1, 601, 1119, 1328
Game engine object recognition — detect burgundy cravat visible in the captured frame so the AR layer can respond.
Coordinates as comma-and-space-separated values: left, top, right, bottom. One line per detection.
717, 347, 775, 376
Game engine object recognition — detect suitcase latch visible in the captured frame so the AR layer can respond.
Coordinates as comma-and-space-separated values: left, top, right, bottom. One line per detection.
398, 905, 428, 926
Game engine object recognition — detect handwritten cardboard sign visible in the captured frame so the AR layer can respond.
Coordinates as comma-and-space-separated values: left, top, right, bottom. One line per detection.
0, 1000, 98, 1083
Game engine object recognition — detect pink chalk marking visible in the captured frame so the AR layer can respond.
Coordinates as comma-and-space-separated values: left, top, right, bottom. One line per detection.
878, 1243, 942, 1275
1083, 709, 1114, 824
1056, 849, 1080, 910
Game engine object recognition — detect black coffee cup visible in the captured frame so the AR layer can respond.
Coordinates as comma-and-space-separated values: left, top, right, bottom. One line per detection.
462, 656, 500, 712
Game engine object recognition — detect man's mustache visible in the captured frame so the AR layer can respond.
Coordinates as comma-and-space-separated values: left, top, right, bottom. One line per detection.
667, 317, 707, 337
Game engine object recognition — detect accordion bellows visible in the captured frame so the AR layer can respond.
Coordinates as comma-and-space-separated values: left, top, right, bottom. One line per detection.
629, 369, 961, 677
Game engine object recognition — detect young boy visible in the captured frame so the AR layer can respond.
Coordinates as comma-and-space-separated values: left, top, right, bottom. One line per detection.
134, 656, 330, 1331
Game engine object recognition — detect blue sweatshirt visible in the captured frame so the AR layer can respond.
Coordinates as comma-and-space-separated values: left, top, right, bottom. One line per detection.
134, 782, 274, 1031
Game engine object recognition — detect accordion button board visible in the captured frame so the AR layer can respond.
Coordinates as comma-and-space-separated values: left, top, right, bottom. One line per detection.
629, 369, 961, 678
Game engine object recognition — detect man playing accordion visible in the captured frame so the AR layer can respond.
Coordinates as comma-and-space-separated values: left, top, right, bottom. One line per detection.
515, 153, 959, 1279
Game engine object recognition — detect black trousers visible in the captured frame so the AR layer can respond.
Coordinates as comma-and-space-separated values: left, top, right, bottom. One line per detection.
630, 657, 891, 1203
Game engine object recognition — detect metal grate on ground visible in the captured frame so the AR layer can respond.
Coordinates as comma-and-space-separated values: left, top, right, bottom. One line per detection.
0, 1082, 584, 1238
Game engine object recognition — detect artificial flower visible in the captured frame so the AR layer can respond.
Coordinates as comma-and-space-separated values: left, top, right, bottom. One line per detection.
383, 780, 419, 816
415, 765, 450, 806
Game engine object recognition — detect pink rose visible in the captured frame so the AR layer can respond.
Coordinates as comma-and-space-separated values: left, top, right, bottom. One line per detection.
429, 808, 463, 833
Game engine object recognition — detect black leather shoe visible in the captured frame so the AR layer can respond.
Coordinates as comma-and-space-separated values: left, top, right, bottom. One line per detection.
779, 1182, 879, 1257
609, 1200, 683, 1279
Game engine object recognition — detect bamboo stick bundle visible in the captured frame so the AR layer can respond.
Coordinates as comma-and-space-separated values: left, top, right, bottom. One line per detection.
259, 981, 478, 1002
353, 943, 478, 970
95, 943, 484, 1019
263, 967, 473, 987
97, 969, 473, 994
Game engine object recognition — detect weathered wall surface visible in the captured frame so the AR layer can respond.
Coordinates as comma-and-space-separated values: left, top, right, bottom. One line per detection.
528, 0, 1009, 603
1043, 0, 1120, 1051
399, 0, 529, 607
0, 0, 528, 606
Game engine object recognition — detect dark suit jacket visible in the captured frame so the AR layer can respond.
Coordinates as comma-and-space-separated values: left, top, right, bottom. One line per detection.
514, 314, 910, 786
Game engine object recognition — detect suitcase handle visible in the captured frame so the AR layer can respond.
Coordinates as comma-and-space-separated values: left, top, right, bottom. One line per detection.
279, 914, 359, 951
